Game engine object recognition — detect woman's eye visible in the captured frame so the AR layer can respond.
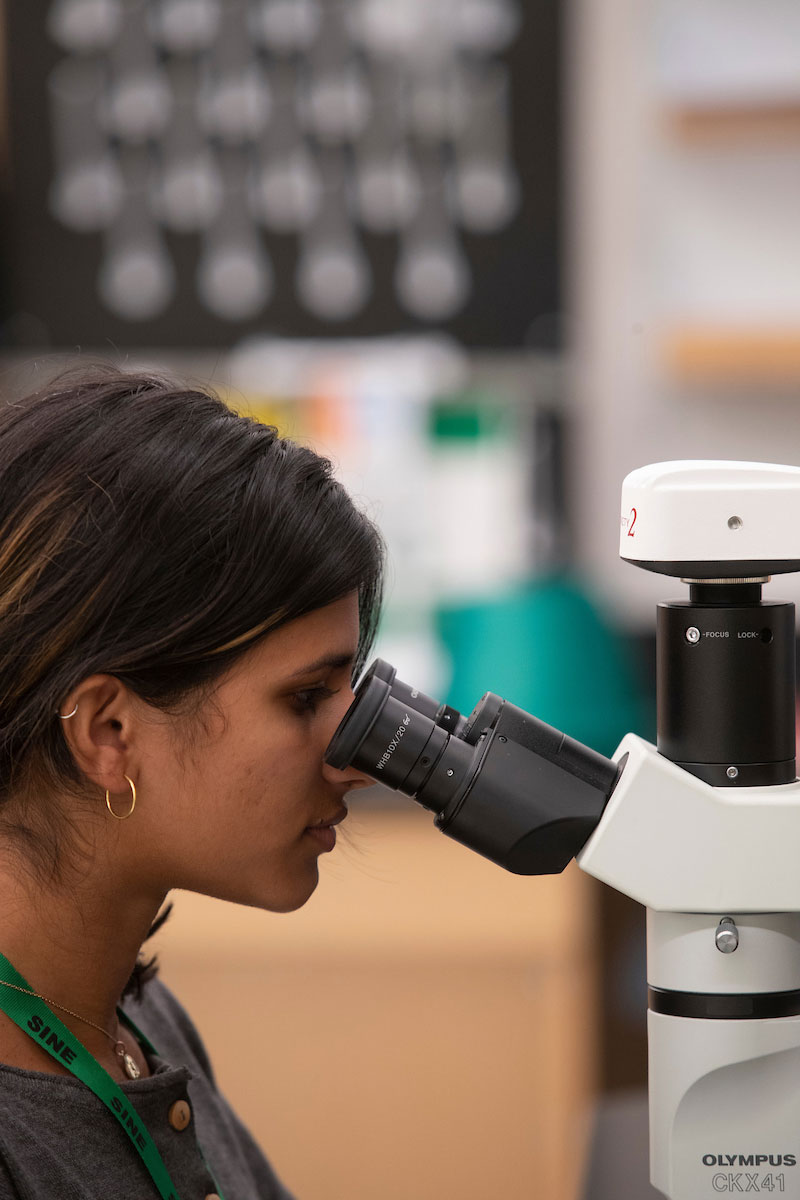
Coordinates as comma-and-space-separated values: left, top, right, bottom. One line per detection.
291, 686, 337, 714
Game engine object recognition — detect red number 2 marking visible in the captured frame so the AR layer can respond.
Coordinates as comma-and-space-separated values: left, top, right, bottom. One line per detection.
627, 508, 637, 537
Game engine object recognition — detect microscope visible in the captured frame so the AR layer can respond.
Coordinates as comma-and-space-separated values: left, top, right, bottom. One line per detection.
326, 460, 800, 1200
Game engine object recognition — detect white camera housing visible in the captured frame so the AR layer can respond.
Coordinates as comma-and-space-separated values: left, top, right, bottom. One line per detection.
619, 460, 800, 578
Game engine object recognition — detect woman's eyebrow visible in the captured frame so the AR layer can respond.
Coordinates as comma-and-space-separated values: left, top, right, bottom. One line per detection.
285, 651, 356, 680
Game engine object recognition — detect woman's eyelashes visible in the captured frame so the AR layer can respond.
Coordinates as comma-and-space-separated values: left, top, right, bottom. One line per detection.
291, 685, 338, 715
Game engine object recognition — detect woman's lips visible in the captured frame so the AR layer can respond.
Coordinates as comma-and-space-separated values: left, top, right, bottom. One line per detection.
304, 806, 348, 853
304, 824, 337, 852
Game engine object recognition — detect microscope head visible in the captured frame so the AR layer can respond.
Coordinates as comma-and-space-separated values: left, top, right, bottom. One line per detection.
620, 460, 800, 580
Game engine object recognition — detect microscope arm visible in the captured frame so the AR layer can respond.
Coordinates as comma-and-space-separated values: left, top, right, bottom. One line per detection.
578, 734, 800, 913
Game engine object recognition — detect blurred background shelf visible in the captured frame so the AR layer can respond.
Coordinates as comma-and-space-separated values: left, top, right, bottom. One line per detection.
663, 101, 800, 143
660, 327, 800, 386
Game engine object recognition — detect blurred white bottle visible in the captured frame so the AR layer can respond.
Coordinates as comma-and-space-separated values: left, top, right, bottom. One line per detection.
98, 160, 176, 319
197, 159, 273, 320
450, 63, 519, 233
151, 60, 223, 231
147, 0, 222, 55
249, 0, 321, 55
395, 155, 471, 320
406, 58, 470, 144
351, 65, 420, 233
295, 152, 371, 321
48, 59, 124, 231
427, 393, 533, 601
453, 0, 521, 54
248, 62, 321, 233
100, 3, 172, 144
347, 0, 428, 62
197, 1, 270, 145
296, 4, 370, 145
47, 0, 123, 53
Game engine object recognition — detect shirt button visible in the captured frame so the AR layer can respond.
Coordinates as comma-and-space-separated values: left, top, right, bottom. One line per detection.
168, 1099, 192, 1131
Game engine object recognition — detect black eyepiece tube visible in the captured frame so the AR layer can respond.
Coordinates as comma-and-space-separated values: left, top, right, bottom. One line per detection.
325, 659, 622, 876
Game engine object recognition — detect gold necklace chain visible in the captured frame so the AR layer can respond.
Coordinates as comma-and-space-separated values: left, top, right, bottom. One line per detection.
0, 977, 142, 1079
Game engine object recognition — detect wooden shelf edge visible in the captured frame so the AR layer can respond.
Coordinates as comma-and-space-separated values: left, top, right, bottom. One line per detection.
663, 101, 800, 144
661, 329, 800, 386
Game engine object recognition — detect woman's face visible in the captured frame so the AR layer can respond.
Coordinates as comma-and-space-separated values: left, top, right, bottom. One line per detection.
133, 592, 373, 912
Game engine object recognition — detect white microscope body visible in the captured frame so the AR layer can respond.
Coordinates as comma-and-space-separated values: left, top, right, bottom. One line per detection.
579, 461, 800, 1200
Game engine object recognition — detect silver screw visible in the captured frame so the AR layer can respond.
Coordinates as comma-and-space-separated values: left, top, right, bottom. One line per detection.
727, 766, 739, 779
728, 515, 743, 530
685, 627, 701, 644
446, 769, 454, 777
715, 917, 739, 953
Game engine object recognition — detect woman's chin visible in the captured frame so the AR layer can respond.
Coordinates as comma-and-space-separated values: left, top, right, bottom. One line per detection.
220, 864, 321, 914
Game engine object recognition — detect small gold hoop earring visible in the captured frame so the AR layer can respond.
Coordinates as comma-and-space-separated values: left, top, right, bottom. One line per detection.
106, 775, 136, 821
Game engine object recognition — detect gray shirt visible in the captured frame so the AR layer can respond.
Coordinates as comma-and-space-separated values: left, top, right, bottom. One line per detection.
0, 978, 296, 1199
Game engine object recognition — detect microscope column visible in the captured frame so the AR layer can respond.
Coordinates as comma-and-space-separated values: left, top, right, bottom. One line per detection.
647, 911, 800, 1198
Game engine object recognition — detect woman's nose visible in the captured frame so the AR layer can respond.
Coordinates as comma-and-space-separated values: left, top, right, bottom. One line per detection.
321, 758, 374, 790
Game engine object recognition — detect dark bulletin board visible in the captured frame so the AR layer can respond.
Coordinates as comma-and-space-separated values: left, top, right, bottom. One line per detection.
1, 1, 560, 350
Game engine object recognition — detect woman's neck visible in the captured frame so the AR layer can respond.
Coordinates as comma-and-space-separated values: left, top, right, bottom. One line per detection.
0, 851, 166, 1079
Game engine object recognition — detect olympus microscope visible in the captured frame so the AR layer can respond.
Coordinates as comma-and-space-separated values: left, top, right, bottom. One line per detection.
326, 460, 800, 1200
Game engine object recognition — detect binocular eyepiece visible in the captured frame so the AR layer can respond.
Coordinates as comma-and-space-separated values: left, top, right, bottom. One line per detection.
325, 659, 622, 875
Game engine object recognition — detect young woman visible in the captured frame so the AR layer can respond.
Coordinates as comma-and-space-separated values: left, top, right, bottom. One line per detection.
0, 365, 383, 1199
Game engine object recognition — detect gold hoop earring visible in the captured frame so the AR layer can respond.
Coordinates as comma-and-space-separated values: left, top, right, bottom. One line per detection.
106, 776, 136, 821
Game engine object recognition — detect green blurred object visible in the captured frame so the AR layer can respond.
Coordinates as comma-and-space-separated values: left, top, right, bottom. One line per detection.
436, 577, 652, 758
428, 390, 513, 441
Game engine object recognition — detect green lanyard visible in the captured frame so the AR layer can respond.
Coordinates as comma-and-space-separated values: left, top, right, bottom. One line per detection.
0, 951, 225, 1200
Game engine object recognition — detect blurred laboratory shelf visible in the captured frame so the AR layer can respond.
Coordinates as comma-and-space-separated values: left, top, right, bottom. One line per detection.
660, 327, 800, 387
663, 101, 800, 143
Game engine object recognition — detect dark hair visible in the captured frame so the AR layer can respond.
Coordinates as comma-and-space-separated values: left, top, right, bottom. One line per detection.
0, 364, 383, 986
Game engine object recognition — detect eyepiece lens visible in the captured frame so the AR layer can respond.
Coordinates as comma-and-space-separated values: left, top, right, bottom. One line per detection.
324, 673, 390, 769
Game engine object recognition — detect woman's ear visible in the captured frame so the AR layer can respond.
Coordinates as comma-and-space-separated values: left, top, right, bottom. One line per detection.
57, 675, 136, 793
